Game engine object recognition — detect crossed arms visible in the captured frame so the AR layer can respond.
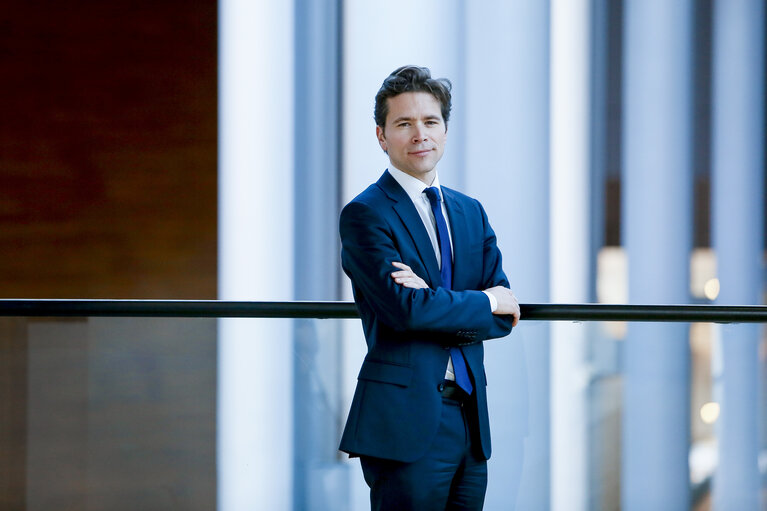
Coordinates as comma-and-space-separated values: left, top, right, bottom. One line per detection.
390, 261, 520, 327
340, 199, 519, 342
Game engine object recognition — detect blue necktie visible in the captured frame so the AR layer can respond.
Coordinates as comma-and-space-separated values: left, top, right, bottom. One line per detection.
424, 187, 473, 395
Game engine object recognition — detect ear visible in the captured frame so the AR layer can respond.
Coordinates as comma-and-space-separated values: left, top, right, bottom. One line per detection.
376, 125, 387, 153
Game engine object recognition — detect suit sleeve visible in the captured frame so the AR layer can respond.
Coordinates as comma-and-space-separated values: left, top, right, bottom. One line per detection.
476, 200, 515, 339
340, 199, 511, 344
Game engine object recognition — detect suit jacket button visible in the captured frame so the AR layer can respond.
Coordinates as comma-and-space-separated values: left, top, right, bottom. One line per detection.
437, 383, 445, 392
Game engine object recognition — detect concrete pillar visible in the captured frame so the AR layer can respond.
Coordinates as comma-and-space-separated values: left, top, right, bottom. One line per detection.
711, 0, 765, 508
217, 1, 294, 509
293, 1, 345, 509
621, 1, 693, 509
341, 3, 465, 507
464, 1, 550, 508
549, 0, 591, 509
341, 1, 465, 200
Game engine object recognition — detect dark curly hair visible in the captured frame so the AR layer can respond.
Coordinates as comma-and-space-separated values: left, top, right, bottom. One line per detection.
374, 65, 452, 131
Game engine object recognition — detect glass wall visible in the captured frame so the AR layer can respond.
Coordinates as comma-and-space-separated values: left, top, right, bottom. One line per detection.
1, 315, 764, 510
0, 317, 217, 510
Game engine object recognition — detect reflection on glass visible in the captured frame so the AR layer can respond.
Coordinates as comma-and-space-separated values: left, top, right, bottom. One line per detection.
0, 316, 763, 510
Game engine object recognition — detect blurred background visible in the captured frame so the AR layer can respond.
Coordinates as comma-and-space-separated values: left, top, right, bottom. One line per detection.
1, 0, 765, 510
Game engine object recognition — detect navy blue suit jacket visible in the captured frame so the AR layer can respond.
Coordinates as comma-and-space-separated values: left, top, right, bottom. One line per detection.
339, 170, 514, 463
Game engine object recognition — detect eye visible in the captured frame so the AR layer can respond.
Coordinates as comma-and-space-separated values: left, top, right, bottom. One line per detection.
397, 122, 410, 128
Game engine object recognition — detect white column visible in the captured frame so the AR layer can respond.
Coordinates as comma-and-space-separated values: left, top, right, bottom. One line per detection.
464, 1, 551, 508
341, 0, 464, 203
621, 1, 693, 509
218, 1, 294, 510
549, 0, 591, 509
293, 2, 345, 509
341, 4, 464, 507
711, 0, 765, 508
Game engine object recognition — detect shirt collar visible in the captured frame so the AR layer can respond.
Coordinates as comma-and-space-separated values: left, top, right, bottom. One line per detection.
388, 165, 443, 203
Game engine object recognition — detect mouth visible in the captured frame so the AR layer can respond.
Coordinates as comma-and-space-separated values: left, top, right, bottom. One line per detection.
409, 149, 433, 157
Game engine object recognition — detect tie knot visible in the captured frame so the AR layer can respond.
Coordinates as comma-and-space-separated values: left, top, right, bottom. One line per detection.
424, 186, 441, 206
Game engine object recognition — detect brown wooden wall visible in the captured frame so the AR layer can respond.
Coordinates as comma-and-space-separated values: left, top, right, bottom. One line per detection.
0, 3, 218, 507
0, 0, 218, 299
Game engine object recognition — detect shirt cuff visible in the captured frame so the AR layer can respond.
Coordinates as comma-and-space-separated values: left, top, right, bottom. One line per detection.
482, 290, 498, 313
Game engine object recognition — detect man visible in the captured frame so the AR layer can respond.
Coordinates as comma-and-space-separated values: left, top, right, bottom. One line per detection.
339, 65, 520, 510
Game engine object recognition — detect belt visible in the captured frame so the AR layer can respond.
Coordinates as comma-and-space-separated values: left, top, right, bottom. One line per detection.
439, 380, 471, 402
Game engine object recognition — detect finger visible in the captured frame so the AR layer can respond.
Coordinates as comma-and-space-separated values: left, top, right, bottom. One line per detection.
392, 274, 417, 284
392, 273, 422, 285
391, 261, 411, 271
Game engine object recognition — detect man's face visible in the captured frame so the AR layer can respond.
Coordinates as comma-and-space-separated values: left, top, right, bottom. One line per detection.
376, 91, 447, 185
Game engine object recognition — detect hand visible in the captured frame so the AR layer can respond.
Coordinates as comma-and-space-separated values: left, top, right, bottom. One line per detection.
390, 262, 429, 289
484, 286, 520, 327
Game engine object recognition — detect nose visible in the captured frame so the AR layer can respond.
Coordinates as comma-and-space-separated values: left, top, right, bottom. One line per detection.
411, 125, 429, 144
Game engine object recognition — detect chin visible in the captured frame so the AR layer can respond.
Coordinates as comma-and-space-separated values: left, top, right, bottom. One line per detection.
418, 165, 437, 174
410, 160, 436, 172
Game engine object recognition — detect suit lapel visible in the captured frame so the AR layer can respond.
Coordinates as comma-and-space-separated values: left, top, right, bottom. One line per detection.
442, 187, 471, 291
376, 171, 442, 288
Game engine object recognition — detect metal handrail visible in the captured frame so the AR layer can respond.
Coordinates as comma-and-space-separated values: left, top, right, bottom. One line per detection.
0, 300, 766, 323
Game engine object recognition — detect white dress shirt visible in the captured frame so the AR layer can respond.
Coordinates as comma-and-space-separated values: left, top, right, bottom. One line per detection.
387, 166, 453, 267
